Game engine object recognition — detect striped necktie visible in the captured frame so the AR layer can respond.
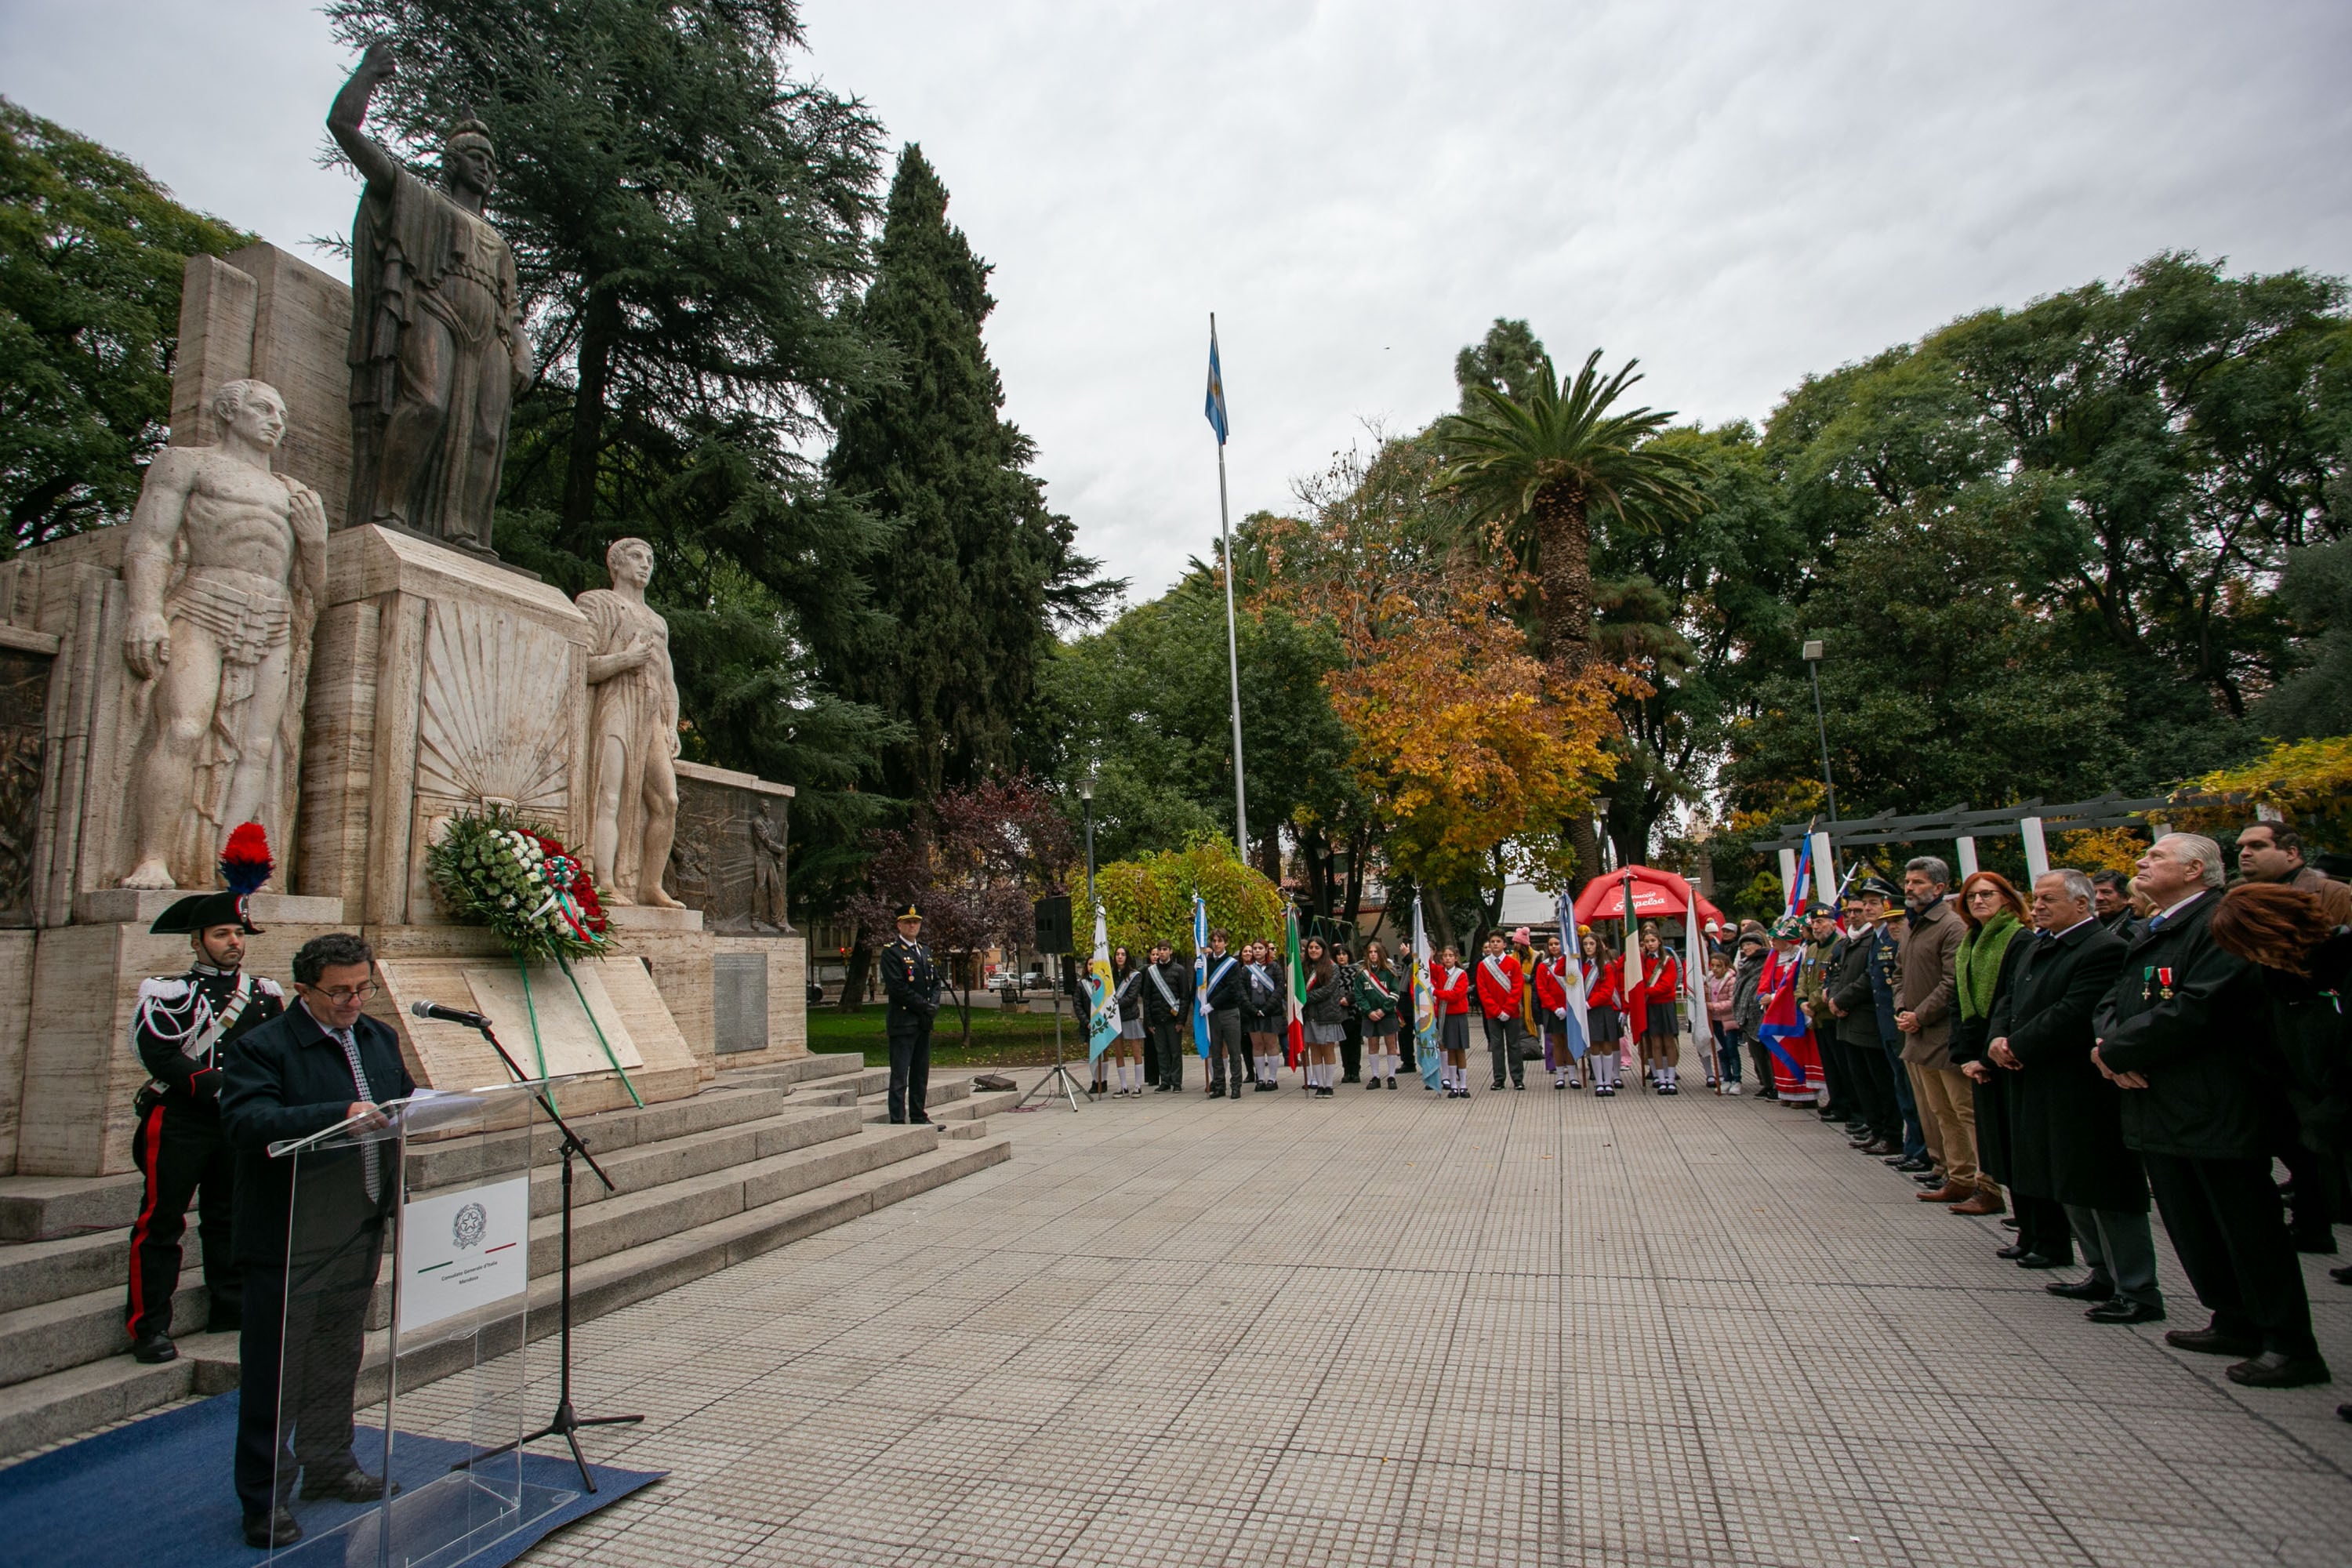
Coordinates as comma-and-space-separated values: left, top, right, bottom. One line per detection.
331, 1025, 383, 1203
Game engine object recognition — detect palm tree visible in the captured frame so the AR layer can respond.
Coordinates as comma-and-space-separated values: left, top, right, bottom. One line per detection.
1435, 350, 1703, 675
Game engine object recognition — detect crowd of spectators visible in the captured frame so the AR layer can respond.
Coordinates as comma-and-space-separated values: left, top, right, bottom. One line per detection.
1727, 826, 2352, 1409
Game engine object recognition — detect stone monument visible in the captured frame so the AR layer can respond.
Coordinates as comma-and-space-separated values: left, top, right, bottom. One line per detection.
329, 43, 528, 555
579, 538, 683, 908
117, 379, 325, 890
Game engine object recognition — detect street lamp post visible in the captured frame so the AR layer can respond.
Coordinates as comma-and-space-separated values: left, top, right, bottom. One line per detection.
1594, 796, 1613, 873
1080, 774, 1097, 922
1802, 639, 1838, 823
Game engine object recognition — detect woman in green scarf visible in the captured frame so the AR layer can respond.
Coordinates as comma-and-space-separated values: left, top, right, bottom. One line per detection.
1949, 871, 2067, 1258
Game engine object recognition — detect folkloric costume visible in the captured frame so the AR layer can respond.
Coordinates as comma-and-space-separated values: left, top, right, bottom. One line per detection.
124, 826, 286, 1357
1755, 918, 1826, 1104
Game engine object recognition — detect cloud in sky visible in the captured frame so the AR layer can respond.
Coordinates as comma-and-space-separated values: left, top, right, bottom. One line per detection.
6, 2, 2348, 604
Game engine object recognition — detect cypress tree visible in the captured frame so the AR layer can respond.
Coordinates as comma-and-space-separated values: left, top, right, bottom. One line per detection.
826, 145, 1113, 802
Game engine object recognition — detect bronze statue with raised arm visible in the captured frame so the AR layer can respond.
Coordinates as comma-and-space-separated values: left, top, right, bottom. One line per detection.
328, 42, 530, 554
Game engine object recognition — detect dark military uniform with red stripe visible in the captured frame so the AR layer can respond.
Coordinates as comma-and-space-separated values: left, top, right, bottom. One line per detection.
125, 961, 285, 1346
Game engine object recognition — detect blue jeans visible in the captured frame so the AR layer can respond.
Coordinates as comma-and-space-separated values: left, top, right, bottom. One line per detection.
1882, 1034, 1926, 1160
1711, 1022, 1743, 1083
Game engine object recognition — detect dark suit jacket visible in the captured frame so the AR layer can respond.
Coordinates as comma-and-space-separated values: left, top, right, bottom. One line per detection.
220, 1004, 415, 1269
2092, 889, 2279, 1161
1988, 918, 2142, 1210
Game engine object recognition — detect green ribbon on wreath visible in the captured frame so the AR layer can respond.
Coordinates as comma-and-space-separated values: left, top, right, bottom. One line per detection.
510, 951, 644, 1109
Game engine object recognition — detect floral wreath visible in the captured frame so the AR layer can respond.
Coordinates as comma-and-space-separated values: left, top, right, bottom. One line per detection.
424, 808, 639, 1105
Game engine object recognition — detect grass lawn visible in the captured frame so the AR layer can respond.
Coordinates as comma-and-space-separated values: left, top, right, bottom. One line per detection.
804, 1003, 1087, 1068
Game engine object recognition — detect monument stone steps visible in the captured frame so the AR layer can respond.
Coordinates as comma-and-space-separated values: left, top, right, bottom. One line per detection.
857, 1087, 1022, 1131
0, 1065, 1010, 1460
0, 1277, 209, 1391
789, 1066, 975, 1109
0, 1174, 148, 1244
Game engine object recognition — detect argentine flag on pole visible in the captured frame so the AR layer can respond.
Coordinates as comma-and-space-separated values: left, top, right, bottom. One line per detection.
1413, 895, 1442, 1091
1205, 317, 1229, 445
1086, 902, 1119, 1061
1555, 889, 1591, 1061
1192, 891, 1212, 1058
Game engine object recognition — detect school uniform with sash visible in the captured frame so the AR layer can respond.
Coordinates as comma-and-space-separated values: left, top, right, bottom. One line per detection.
1202, 949, 1248, 1098
1475, 951, 1527, 1090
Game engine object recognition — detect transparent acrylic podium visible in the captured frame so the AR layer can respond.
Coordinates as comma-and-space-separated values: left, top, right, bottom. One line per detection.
263, 1077, 577, 1564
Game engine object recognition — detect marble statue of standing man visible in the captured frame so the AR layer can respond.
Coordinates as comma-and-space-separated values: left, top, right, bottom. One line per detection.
580, 539, 683, 907
329, 42, 529, 555
119, 380, 325, 889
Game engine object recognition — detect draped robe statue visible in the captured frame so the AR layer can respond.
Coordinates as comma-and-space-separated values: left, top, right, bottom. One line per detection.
580, 538, 683, 907
328, 44, 529, 554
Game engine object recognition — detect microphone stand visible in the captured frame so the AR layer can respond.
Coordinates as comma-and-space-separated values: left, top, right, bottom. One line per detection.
451, 1018, 641, 1491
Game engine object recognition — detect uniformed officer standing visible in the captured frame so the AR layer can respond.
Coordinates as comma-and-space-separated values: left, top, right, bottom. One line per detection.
881, 905, 940, 1124
124, 881, 286, 1363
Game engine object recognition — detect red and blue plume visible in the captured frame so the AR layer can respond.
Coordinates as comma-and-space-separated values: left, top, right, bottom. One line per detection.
220, 822, 274, 896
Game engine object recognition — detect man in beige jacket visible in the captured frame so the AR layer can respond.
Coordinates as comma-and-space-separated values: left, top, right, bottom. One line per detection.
1896, 856, 1997, 1211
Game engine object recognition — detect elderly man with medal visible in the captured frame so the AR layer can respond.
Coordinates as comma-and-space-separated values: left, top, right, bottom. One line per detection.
123, 826, 287, 1366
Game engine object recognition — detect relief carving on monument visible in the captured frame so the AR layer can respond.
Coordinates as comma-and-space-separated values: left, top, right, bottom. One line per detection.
331, 43, 529, 555
117, 379, 324, 891
0, 650, 49, 924
664, 765, 793, 934
408, 595, 581, 909
579, 538, 682, 907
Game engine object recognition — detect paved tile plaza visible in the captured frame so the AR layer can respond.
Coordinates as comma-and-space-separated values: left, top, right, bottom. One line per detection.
503, 1076, 2352, 1566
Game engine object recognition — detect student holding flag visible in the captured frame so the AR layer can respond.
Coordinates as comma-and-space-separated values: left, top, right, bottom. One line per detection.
1410, 898, 1443, 1092
1580, 928, 1626, 1096
1432, 942, 1472, 1096
1534, 932, 1584, 1090
1201, 927, 1249, 1099
1283, 909, 1308, 1076
1243, 939, 1286, 1092
1353, 940, 1404, 1089
1189, 895, 1214, 1092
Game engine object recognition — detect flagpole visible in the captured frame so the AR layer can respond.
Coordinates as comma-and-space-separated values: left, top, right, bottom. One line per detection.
1210, 313, 1249, 858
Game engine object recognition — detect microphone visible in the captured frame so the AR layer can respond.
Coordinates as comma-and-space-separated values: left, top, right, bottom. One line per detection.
411, 999, 492, 1029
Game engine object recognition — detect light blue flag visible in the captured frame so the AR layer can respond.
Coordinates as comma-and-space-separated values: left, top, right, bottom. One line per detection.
1204, 318, 1229, 445
1414, 896, 1443, 1091
1192, 891, 1212, 1057
1555, 890, 1590, 1061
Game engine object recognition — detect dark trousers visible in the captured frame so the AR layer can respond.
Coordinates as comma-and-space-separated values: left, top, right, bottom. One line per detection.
887, 1015, 933, 1123
1746, 1034, 1774, 1094
1483, 1015, 1523, 1087
1839, 1035, 1900, 1142
1882, 1036, 1927, 1160
2278, 1136, 2336, 1246
2012, 1193, 2075, 1265
1813, 1025, 1853, 1118
1341, 1017, 1363, 1082
1150, 1021, 1187, 1088
234, 1240, 381, 1516
2067, 1203, 2162, 1308
2143, 1152, 2318, 1359
125, 1101, 238, 1341
1207, 1010, 1245, 1091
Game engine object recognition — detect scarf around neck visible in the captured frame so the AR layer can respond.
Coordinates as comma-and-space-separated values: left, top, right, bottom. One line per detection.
1956, 909, 2022, 1020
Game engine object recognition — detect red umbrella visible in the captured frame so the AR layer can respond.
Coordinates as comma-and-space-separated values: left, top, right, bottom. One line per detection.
1572, 866, 1727, 932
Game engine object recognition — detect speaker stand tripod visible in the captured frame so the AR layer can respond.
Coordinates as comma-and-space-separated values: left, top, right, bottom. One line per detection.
452, 1022, 643, 1491
1014, 956, 1084, 1112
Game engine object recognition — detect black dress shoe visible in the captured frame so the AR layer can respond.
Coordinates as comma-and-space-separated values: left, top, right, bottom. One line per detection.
301, 1467, 402, 1503
2332, 1262, 2352, 1286
129, 1333, 176, 1364
2000, 1217, 2022, 1231
2085, 1299, 2165, 1325
2226, 1352, 2332, 1388
2012, 1251, 2060, 1269
2046, 1278, 2113, 1301
244, 1508, 301, 1548
2165, 1327, 2263, 1358
1996, 1242, 2031, 1260
1893, 1156, 1933, 1173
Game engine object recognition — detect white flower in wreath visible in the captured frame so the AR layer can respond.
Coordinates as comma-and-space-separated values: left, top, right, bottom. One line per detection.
502, 895, 517, 909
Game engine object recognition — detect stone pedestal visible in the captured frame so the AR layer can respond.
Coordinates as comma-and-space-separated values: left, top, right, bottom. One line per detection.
709, 934, 809, 1068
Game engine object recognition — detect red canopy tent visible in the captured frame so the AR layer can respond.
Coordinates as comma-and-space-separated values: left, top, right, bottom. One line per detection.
1572, 866, 1728, 933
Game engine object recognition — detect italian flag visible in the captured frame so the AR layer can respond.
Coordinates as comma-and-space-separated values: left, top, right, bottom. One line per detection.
1284, 906, 1306, 1068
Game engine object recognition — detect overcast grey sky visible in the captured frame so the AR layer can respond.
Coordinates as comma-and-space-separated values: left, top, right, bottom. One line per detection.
6, 2, 2349, 603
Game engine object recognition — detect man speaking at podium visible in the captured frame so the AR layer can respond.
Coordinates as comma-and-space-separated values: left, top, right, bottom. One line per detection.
220, 932, 415, 1549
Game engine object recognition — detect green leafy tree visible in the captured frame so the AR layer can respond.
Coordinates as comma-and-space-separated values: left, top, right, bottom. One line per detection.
0, 98, 247, 550
1094, 837, 1284, 960
1454, 317, 1551, 412
828, 145, 1116, 803
2259, 533, 2352, 739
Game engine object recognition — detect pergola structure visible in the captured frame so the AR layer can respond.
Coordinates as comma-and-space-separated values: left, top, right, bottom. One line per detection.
1748, 789, 2256, 901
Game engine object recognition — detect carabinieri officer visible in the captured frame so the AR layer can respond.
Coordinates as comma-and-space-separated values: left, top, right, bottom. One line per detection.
124, 878, 286, 1364
882, 904, 940, 1124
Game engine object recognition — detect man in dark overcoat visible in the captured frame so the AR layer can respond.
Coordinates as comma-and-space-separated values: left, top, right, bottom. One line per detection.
2093, 833, 2326, 1388
1989, 870, 2153, 1319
